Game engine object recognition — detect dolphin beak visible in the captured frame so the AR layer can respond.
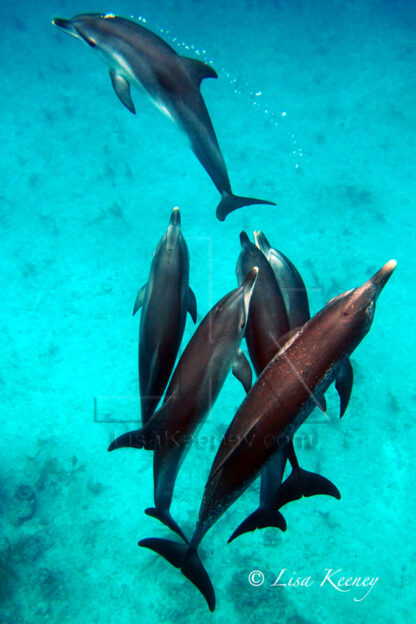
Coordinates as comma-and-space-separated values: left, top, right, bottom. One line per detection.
52, 17, 79, 38
253, 230, 269, 254
242, 266, 259, 322
367, 259, 397, 299
239, 231, 251, 250
52, 17, 70, 30
169, 206, 181, 228
166, 207, 181, 250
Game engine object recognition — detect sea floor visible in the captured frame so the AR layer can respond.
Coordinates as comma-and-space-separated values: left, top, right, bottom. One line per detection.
1, 1, 415, 622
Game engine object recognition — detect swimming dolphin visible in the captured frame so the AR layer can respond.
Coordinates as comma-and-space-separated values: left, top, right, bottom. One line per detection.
255, 230, 353, 417
236, 232, 290, 374
231, 231, 339, 541
52, 13, 275, 220
139, 259, 396, 610
108, 268, 257, 542
254, 230, 310, 327
133, 207, 196, 425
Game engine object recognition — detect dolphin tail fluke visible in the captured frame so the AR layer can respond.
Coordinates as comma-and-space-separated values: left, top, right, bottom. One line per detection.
228, 506, 287, 543
275, 468, 341, 509
216, 192, 276, 221
107, 427, 156, 452
139, 538, 216, 612
145, 507, 189, 543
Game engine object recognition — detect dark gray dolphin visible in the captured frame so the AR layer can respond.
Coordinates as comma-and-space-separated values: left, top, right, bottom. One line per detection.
133, 207, 196, 425
236, 232, 290, 374
255, 230, 354, 417
52, 13, 275, 221
254, 230, 310, 327
138, 259, 396, 610
108, 268, 257, 543
232, 231, 338, 542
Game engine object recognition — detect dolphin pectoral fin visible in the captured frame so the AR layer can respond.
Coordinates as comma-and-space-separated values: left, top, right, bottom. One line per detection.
187, 287, 197, 323
145, 507, 189, 543
108, 428, 147, 451
232, 349, 252, 393
228, 506, 287, 543
108, 423, 157, 452
335, 357, 354, 417
216, 192, 276, 221
181, 57, 218, 86
274, 468, 341, 509
139, 538, 216, 612
109, 69, 136, 114
133, 283, 147, 316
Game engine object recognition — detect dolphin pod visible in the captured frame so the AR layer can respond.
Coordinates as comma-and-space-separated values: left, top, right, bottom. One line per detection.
108, 268, 257, 542
140, 259, 396, 610
51, 11, 397, 614
52, 13, 275, 220
229, 231, 341, 542
229, 231, 355, 542
132, 207, 196, 425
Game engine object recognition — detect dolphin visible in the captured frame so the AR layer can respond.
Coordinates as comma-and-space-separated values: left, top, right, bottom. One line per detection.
108, 268, 257, 542
52, 13, 275, 220
231, 231, 339, 541
132, 207, 196, 425
254, 230, 310, 327
255, 230, 354, 417
236, 232, 290, 374
139, 259, 396, 610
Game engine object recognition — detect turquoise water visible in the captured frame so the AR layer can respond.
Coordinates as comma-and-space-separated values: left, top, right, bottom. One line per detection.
1, 0, 414, 621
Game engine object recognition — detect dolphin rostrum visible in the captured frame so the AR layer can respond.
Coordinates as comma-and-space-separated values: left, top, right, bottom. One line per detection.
139, 259, 396, 610
133, 207, 196, 425
108, 268, 258, 542
52, 13, 275, 220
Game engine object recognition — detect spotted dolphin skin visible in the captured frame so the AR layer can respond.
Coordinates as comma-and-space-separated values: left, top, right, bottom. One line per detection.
133, 207, 196, 426
108, 268, 257, 543
139, 259, 396, 611
52, 13, 275, 220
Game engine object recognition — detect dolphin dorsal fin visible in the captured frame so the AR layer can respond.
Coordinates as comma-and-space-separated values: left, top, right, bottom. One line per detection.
109, 69, 136, 114
181, 57, 218, 87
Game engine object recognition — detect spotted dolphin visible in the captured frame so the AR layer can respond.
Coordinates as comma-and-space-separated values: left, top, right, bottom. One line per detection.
133, 207, 196, 425
52, 13, 275, 220
108, 268, 257, 542
139, 259, 396, 610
